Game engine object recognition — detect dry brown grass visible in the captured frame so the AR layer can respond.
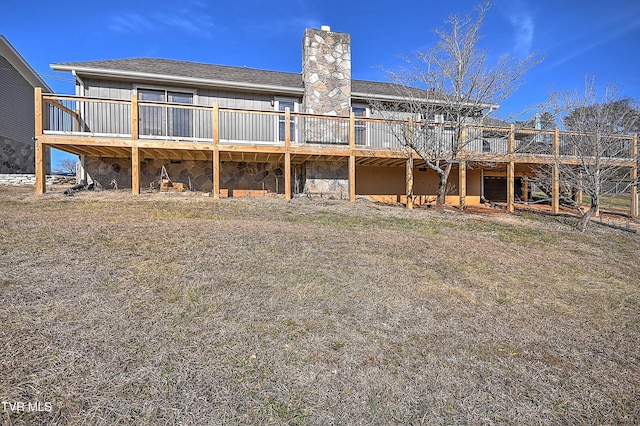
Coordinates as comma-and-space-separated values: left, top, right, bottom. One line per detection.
1, 185, 639, 425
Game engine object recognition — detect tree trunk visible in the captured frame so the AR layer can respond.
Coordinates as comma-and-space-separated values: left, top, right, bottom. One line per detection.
578, 196, 599, 232
436, 163, 453, 207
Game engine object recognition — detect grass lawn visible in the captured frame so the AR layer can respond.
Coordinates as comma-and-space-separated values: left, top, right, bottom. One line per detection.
1, 186, 639, 425
582, 193, 633, 211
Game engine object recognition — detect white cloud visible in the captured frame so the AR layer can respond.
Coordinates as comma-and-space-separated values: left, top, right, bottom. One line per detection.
507, 11, 535, 56
108, 2, 216, 38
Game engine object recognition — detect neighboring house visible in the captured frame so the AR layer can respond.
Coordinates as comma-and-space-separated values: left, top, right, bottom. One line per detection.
37, 26, 637, 215
0, 35, 52, 173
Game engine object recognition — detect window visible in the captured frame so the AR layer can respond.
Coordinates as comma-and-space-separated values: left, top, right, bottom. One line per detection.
138, 88, 194, 138
276, 99, 297, 142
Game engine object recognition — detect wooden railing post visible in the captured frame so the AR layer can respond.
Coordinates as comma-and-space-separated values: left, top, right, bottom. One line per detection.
552, 127, 560, 214
212, 102, 220, 199
34, 87, 43, 137
284, 107, 291, 200
34, 87, 46, 194
507, 124, 515, 213
131, 93, 139, 140
631, 134, 638, 217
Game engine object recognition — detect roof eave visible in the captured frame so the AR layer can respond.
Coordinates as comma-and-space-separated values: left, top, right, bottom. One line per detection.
50, 64, 304, 96
1, 35, 53, 92
351, 91, 499, 111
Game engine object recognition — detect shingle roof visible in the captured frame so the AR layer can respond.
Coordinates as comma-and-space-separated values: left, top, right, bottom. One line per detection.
53, 58, 303, 90
52, 57, 427, 100
52, 57, 495, 109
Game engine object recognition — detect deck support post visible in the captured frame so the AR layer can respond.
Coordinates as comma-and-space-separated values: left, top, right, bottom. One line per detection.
406, 153, 414, 209
458, 126, 467, 210
34, 87, 46, 194
35, 141, 46, 194
631, 134, 638, 217
522, 176, 529, 203
507, 162, 515, 213
458, 161, 466, 211
213, 150, 220, 198
285, 108, 291, 200
506, 124, 515, 213
552, 127, 560, 214
212, 103, 220, 198
349, 156, 356, 202
285, 153, 291, 200
131, 146, 140, 194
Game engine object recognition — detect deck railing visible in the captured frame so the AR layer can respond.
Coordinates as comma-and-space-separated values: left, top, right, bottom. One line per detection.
40, 93, 636, 160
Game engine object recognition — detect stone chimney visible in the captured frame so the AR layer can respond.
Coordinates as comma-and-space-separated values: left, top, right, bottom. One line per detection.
302, 26, 351, 116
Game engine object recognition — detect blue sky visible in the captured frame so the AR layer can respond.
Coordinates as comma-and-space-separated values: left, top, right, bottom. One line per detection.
3, 0, 640, 167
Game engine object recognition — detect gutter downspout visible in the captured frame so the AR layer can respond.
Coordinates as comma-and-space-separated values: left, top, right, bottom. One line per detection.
72, 70, 85, 96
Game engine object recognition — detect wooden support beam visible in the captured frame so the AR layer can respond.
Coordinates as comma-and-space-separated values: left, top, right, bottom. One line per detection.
552, 127, 560, 214
131, 94, 139, 140
507, 124, 515, 213
406, 153, 414, 209
34, 87, 43, 137
285, 107, 291, 149
213, 102, 219, 145
131, 146, 140, 194
459, 161, 467, 210
35, 141, 46, 194
631, 133, 638, 217
284, 107, 292, 200
507, 161, 515, 213
213, 148, 220, 199
34, 87, 46, 194
284, 152, 291, 200
522, 176, 529, 203
349, 112, 355, 149
349, 155, 356, 202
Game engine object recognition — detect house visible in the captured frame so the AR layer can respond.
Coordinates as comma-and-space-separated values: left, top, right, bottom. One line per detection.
0, 35, 52, 173
37, 26, 637, 215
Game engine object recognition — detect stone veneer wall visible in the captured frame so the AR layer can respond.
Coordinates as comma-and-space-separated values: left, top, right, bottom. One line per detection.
81, 156, 350, 197
0, 136, 40, 173
83, 157, 293, 194
301, 27, 351, 116
302, 160, 349, 199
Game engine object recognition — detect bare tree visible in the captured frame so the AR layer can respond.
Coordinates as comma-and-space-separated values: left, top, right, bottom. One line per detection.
56, 158, 78, 175
530, 79, 639, 231
371, 2, 541, 207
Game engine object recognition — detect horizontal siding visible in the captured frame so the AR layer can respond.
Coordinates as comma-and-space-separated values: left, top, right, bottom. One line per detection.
0, 55, 35, 144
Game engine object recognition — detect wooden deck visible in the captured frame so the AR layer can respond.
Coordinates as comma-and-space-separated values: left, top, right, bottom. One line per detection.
33, 89, 638, 216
